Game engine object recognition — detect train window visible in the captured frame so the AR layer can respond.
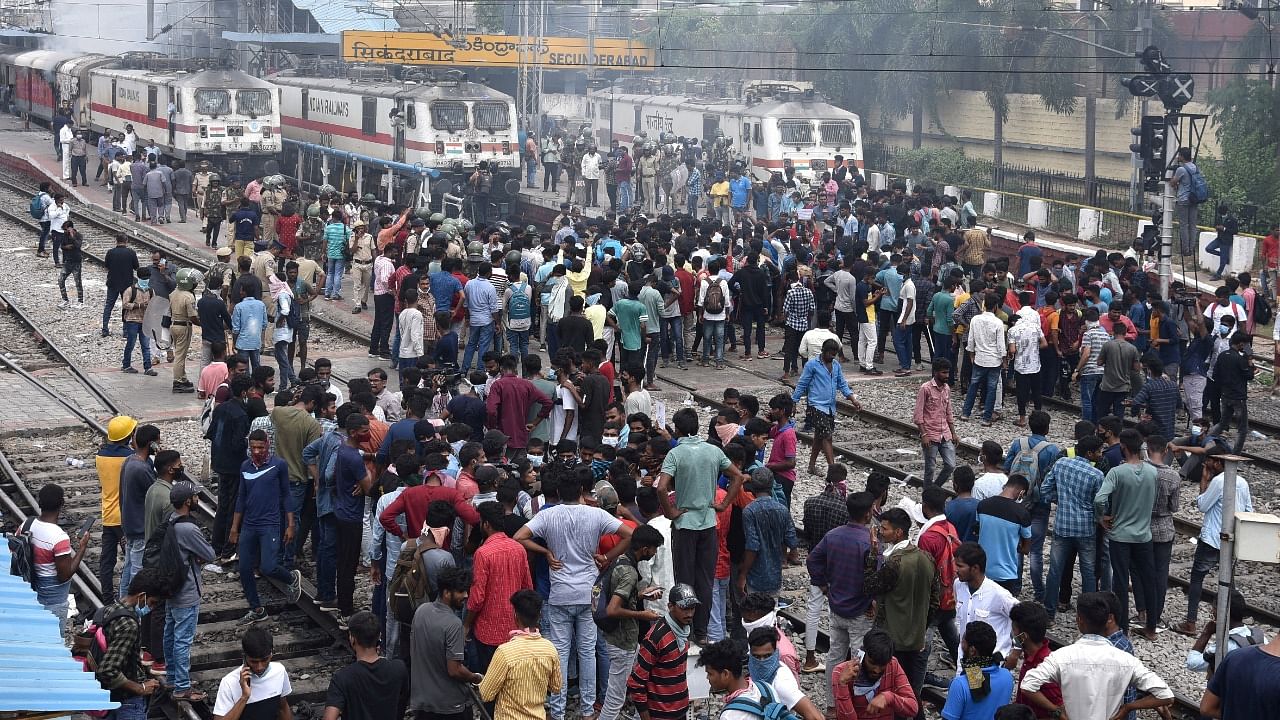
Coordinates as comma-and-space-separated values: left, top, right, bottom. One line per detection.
406, 103, 417, 129
753, 123, 762, 145
301, 90, 308, 120
362, 97, 377, 136
819, 121, 854, 147
195, 89, 230, 116
147, 86, 157, 121
634, 105, 641, 133
779, 119, 814, 146
431, 101, 468, 132
237, 90, 272, 118
111, 80, 117, 108
473, 102, 509, 132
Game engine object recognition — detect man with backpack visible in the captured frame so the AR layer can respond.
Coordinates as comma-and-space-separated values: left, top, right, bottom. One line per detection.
30, 182, 53, 258
15, 483, 90, 636
1171, 147, 1208, 256
93, 567, 171, 720
410, 566, 482, 720
503, 273, 535, 359
697, 637, 814, 720
140, 450, 183, 677
597, 524, 664, 720
159, 481, 215, 702
1001, 411, 1060, 604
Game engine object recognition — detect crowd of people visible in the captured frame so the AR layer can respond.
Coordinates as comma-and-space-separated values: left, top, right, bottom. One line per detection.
16, 134, 1280, 720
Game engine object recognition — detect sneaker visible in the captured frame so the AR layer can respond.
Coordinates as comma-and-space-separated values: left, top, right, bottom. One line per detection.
317, 600, 341, 613
123, 367, 139, 374
144, 369, 158, 376
238, 608, 267, 625
57, 300, 69, 309
915, 362, 926, 371
172, 384, 195, 394
140, 651, 155, 666
149, 662, 167, 677
337, 614, 350, 631
352, 307, 362, 314
368, 352, 380, 358
287, 569, 303, 604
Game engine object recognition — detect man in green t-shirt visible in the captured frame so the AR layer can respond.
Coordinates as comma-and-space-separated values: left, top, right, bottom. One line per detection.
608, 280, 649, 370
599, 523, 664, 720
927, 277, 958, 378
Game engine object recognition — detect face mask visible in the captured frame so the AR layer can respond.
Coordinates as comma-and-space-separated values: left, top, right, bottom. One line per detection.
134, 594, 150, 618
601, 436, 619, 447
748, 650, 782, 684
137, 280, 150, 291
1219, 325, 1231, 336
527, 454, 544, 467
251, 449, 269, 465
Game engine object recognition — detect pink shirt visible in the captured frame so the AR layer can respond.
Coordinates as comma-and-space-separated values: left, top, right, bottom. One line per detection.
198, 362, 229, 399
767, 423, 797, 487
913, 378, 954, 443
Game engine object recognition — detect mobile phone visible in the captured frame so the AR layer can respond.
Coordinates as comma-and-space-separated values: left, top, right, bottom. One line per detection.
78, 516, 96, 535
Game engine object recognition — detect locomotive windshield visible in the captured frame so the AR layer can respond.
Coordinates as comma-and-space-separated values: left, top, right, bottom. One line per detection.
236, 89, 272, 117
195, 89, 231, 116
473, 102, 510, 132
779, 119, 815, 146
819, 121, 854, 147
431, 101, 468, 132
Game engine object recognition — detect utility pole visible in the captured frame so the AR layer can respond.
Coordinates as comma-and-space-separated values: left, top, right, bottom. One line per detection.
1214, 455, 1248, 670
1158, 112, 1175, 299
1130, 0, 1154, 213
1082, 0, 1098, 206
146, 0, 155, 43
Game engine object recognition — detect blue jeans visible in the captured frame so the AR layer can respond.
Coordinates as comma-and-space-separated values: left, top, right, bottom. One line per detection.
702, 318, 726, 363
892, 322, 912, 371
1205, 237, 1231, 276
663, 315, 686, 362
108, 695, 147, 720
461, 322, 494, 372
239, 525, 293, 610
507, 328, 530, 359
274, 341, 297, 389
526, 159, 537, 186
163, 603, 200, 691
1079, 373, 1101, 422
617, 181, 632, 211
961, 364, 1000, 421
325, 258, 346, 298
284, 482, 308, 569
123, 321, 152, 370
1027, 503, 1051, 601
315, 513, 338, 603
35, 574, 71, 635
932, 331, 954, 374
709, 577, 729, 642
103, 287, 125, 334
545, 603, 596, 720
1044, 534, 1096, 620
120, 537, 146, 599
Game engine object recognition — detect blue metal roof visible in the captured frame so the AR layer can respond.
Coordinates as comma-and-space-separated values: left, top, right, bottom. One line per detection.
289, 0, 400, 34
221, 32, 340, 46
0, 542, 118, 713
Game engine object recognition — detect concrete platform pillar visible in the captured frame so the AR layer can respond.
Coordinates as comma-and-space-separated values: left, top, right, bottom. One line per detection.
1027, 199, 1049, 229
983, 192, 1002, 218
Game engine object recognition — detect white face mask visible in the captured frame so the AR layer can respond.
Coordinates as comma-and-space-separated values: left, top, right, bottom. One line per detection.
601, 436, 619, 447
741, 610, 776, 634
527, 454, 544, 467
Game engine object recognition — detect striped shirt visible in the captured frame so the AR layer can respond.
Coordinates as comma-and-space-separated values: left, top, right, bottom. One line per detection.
477, 634, 561, 720
628, 622, 689, 720
29, 519, 71, 579
1131, 377, 1179, 439
1080, 324, 1110, 375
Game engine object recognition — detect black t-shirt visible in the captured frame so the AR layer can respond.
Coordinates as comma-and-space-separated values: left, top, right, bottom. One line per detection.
233, 273, 263, 303
445, 394, 486, 441
198, 293, 232, 341
577, 372, 612, 440
1207, 646, 1280, 720
324, 658, 408, 720
62, 231, 83, 264
557, 315, 594, 354
105, 245, 140, 291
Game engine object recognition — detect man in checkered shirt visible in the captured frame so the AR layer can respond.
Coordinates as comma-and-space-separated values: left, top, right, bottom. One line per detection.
781, 271, 815, 379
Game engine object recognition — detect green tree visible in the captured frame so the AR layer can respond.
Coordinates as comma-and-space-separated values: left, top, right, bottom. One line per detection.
1204, 79, 1280, 227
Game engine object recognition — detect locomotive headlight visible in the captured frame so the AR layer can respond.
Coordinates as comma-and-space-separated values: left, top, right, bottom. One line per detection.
502, 141, 510, 154
262, 125, 272, 138
199, 126, 208, 138
435, 141, 445, 155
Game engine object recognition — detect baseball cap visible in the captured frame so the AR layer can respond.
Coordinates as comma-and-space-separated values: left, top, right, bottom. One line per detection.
216, 246, 232, 258
169, 481, 201, 506
669, 583, 700, 608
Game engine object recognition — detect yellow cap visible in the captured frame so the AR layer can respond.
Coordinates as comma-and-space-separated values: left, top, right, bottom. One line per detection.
107, 415, 138, 443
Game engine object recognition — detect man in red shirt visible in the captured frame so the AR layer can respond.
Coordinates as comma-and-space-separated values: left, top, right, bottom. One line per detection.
1009, 602, 1062, 718
916, 485, 961, 671
465, 502, 533, 671
486, 354, 553, 460
378, 453, 479, 540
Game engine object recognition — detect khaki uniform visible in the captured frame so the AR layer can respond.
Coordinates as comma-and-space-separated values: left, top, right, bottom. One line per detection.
168, 289, 197, 384
350, 231, 376, 308
260, 187, 287, 244
193, 171, 211, 211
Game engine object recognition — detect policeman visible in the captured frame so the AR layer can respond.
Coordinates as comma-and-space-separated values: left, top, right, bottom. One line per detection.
169, 268, 203, 393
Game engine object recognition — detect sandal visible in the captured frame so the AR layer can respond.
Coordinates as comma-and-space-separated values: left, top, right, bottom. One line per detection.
172, 690, 207, 702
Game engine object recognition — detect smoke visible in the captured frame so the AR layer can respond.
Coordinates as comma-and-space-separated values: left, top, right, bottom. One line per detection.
44, 0, 167, 55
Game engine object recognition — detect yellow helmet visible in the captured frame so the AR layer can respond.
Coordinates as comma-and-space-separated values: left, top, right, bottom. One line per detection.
107, 415, 138, 443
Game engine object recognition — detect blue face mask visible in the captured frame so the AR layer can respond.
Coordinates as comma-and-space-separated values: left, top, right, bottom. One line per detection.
137, 280, 150, 292
527, 454, 544, 467
748, 650, 781, 684
135, 595, 151, 618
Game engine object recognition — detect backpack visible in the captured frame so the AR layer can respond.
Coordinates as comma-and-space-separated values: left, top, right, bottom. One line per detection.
1189, 164, 1210, 204
722, 680, 798, 720
7, 517, 38, 591
389, 539, 437, 624
342, 232, 355, 262
1009, 439, 1053, 504
507, 281, 532, 321
1255, 293, 1273, 327
29, 193, 47, 220
591, 555, 635, 632
281, 293, 300, 331
142, 514, 196, 596
703, 279, 726, 314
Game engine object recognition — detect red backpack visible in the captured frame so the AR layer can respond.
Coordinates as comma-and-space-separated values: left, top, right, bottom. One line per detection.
919, 520, 961, 611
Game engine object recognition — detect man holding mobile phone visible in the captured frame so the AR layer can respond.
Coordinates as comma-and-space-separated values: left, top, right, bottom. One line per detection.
213, 627, 293, 720
28, 483, 91, 638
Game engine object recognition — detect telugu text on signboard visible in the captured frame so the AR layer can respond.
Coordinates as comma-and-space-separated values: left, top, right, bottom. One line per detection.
342, 32, 656, 71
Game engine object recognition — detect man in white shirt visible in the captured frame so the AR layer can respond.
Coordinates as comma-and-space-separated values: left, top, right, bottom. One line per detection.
212, 627, 293, 720
892, 262, 917, 377
701, 636, 823, 720
397, 288, 424, 386
798, 313, 841, 363
952, 542, 1016, 665
960, 292, 1006, 426
1021, 592, 1174, 720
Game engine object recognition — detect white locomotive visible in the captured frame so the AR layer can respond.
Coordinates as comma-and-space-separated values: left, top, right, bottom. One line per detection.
579, 80, 863, 182
271, 66, 521, 198
0, 48, 281, 176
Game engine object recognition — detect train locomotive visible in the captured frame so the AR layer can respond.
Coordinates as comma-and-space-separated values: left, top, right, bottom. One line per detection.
0, 49, 281, 178
271, 66, 521, 201
583, 80, 864, 184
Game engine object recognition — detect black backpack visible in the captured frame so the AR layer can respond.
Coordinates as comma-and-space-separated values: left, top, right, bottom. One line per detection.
7, 518, 38, 591
142, 515, 196, 595
1255, 293, 1273, 327
591, 555, 635, 631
